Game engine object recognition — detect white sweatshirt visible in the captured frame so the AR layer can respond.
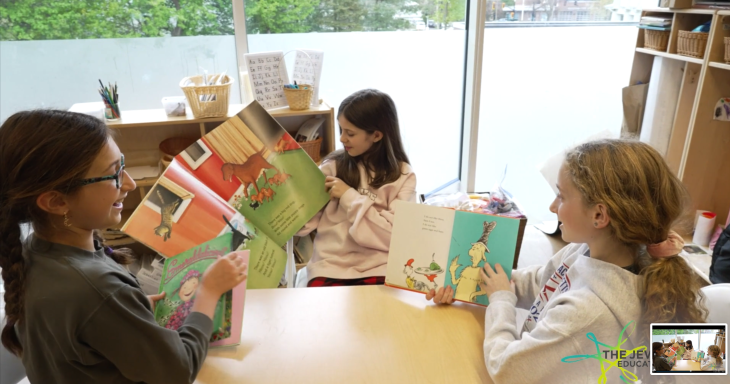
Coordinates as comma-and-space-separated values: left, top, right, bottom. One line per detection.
701, 355, 724, 371
483, 243, 646, 383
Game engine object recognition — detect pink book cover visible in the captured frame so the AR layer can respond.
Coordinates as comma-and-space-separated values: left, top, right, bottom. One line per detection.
210, 250, 249, 348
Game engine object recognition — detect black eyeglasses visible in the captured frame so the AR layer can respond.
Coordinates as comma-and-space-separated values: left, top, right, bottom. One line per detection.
76, 155, 125, 189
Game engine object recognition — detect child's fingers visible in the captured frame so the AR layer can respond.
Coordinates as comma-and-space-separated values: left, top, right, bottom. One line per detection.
445, 286, 454, 304
149, 292, 166, 301
483, 263, 495, 277
495, 264, 505, 274
325, 176, 336, 182
227, 253, 245, 266
441, 286, 451, 304
425, 289, 435, 300
234, 263, 248, 276
480, 268, 489, 283
434, 287, 445, 303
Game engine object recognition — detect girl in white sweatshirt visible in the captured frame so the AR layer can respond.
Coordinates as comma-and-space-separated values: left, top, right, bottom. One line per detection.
297, 89, 417, 287
428, 139, 709, 383
701, 345, 725, 371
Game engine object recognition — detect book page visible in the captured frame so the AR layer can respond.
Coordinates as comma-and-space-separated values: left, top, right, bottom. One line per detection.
445, 211, 520, 306
155, 234, 233, 338
385, 201, 455, 294
122, 160, 286, 288
231, 101, 330, 245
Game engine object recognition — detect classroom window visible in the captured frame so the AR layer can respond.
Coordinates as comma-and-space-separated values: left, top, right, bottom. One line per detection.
243, 0, 468, 195
477, 17, 637, 222
0, 1, 241, 122
699, 329, 721, 353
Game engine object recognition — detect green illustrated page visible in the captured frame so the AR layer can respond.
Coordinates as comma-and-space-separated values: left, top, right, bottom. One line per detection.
154, 234, 232, 338
229, 102, 330, 246
228, 214, 288, 289
443, 211, 519, 306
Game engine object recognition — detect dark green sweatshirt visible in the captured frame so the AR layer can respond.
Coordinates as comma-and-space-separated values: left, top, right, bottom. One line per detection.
16, 234, 212, 384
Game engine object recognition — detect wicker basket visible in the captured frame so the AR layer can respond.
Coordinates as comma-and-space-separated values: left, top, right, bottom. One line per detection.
677, 31, 709, 59
180, 75, 234, 118
283, 84, 314, 111
725, 37, 730, 64
299, 137, 322, 162
159, 137, 198, 168
644, 29, 670, 51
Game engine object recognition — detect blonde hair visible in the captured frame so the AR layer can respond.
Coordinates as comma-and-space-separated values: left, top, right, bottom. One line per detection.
564, 139, 707, 333
708, 345, 723, 366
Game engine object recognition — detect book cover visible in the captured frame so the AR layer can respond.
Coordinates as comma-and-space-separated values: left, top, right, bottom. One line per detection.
122, 100, 330, 288
385, 201, 523, 306
154, 234, 249, 347
154, 235, 232, 338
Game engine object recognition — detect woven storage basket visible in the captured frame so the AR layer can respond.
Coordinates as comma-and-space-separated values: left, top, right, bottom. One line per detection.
180, 75, 234, 118
644, 29, 670, 51
299, 137, 322, 162
677, 31, 709, 59
725, 37, 730, 64
283, 84, 314, 111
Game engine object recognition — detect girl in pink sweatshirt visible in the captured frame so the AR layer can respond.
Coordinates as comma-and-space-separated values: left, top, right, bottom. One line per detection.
297, 89, 417, 287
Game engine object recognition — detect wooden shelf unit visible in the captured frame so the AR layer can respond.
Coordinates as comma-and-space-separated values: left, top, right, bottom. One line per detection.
630, 8, 730, 229
88, 101, 337, 243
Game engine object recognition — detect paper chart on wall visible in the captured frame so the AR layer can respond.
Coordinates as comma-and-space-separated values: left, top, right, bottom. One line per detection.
244, 51, 289, 110
291, 49, 323, 107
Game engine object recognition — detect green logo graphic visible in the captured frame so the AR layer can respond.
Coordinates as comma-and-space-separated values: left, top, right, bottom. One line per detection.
561, 321, 648, 384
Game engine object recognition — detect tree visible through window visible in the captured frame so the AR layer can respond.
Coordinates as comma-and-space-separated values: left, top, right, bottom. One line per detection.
0, 0, 235, 41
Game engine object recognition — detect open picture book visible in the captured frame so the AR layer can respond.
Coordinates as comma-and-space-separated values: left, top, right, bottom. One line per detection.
122, 100, 330, 289
154, 234, 247, 348
665, 345, 678, 360
385, 201, 526, 307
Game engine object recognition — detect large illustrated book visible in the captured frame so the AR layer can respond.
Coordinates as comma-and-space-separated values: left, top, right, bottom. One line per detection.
154, 234, 248, 347
385, 201, 526, 306
123, 101, 330, 288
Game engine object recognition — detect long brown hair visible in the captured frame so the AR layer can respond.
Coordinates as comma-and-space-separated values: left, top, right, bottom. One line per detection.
325, 89, 410, 189
708, 345, 723, 366
0, 110, 132, 356
564, 139, 707, 335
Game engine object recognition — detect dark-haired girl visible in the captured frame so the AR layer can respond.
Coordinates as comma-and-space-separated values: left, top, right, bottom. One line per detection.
297, 89, 417, 287
0, 110, 247, 383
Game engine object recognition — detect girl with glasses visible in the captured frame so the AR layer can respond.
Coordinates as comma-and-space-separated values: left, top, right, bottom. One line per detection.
0, 110, 247, 383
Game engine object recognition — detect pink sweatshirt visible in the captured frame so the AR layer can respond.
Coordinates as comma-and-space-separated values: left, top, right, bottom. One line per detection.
297, 159, 417, 281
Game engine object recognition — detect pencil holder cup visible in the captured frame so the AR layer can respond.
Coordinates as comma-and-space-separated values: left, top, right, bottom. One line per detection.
104, 102, 121, 121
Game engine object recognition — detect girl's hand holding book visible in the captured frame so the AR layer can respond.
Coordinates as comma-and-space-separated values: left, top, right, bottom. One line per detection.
202, 252, 248, 296
148, 291, 166, 311
426, 286, 454, 305
192, 252, 248, 320
480, 263, 515, 299
324, 176, 352, 199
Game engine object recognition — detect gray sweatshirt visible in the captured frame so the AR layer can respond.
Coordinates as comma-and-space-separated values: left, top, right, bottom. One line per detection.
16, 234, 212, 384
483, 243, 645, 383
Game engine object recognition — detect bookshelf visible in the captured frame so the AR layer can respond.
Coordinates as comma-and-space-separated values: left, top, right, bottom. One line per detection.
630, 8, 730, 229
